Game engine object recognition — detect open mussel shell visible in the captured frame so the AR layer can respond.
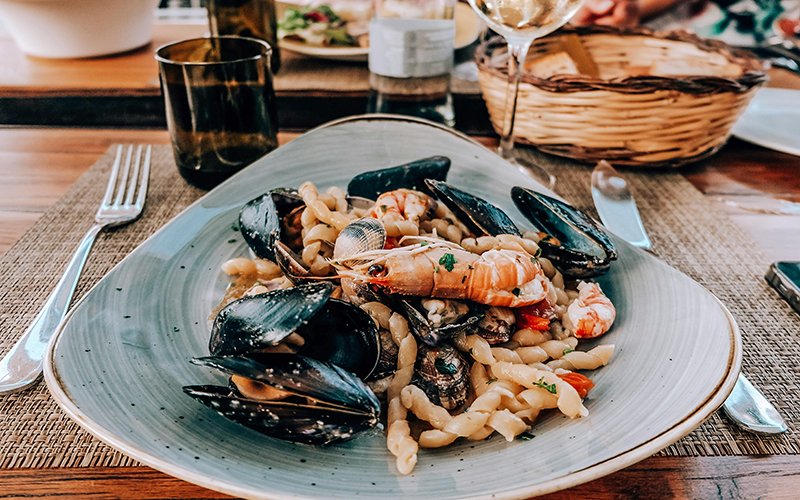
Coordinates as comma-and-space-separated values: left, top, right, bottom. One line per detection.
347, 156, 451, 200
184, 353, 380, 445
400, 299, 483, 347
425, 179, 521, 237
208, 283, 380, 379
511, 187, 617, 278
414, 344, 469, 410
239, 188, 304, 260
296, 298, 380, 380
209, 283, 334, 357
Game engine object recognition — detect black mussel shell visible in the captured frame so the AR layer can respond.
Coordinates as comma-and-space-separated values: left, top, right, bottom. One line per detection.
400, 299, 483, 347
209, 283, 334, 356
296, 299, 381, 380
414, 344, 469, 410
347, 156, 450, 200
239, 189, 304, 260
184, 354, 380, 445
511, 187, 617, 278
425, 180, 521, 237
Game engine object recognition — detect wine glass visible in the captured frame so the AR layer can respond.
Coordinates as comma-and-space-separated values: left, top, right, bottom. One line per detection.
468, 0, 586, 189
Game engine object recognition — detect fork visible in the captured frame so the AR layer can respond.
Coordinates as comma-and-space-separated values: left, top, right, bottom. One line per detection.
0, 145, 151, 394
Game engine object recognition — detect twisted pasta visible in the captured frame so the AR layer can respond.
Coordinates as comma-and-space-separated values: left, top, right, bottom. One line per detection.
383, 312, 419, 474
547, 344, 615, 371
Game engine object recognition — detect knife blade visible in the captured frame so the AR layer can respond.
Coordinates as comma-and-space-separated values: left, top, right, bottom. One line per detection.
590, 161, 652, 250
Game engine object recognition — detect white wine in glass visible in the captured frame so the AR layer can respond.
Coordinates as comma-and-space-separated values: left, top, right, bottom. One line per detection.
469, 0, 585, 188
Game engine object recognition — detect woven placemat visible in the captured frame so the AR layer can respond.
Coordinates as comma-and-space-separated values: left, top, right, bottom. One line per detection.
1, 145, 798, 469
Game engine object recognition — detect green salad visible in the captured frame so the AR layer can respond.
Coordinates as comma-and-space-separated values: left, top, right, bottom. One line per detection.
278, 5, 367, 47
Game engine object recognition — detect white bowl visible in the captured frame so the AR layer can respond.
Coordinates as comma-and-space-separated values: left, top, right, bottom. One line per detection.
0, 0, 156, 58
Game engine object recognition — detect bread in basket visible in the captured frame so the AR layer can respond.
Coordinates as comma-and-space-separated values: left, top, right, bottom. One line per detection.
476, 26, 767, 167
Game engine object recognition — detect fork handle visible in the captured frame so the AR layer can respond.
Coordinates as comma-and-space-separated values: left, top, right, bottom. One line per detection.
0, 224, 104, 394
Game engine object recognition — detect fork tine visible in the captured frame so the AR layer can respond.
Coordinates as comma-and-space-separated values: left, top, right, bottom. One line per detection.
124, 145, 143, 206
101, 145, 123, 207
135, 145, 152, 210
113, 145, 133, 207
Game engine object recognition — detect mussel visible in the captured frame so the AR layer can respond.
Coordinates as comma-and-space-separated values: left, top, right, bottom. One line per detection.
414, 344, 469, 410
400, 298, 483, 346
239, 189, 373, 283
512, 187, 617, 278
208, 283, 380, 379
347, 156, 451, 200
239, 188, 304, 261
425, 179, 520, 237
184, 353, 381, 445
421, 180, 616, 278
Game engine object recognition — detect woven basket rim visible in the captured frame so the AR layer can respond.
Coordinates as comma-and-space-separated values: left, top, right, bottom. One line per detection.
476, 25, 768, 94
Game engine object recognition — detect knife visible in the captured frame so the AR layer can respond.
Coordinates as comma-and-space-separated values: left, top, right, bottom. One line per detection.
590, 160, 788, 435
590, 161, 652, 251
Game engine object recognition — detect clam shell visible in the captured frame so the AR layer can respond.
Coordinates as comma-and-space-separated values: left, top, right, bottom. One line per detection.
333, 217, 386, 262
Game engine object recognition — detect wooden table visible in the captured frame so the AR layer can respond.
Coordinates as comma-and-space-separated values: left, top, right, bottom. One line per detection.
0, 30, 489, 133
1, 127, 799, 498
1, 32, 799, 499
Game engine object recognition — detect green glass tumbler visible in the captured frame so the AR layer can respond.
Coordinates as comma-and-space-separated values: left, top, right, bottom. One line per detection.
207, 0, 281, 74
156, 36, 279, 190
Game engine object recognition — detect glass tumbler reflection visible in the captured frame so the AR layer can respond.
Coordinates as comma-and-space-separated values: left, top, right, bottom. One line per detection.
156, 36, 279, 190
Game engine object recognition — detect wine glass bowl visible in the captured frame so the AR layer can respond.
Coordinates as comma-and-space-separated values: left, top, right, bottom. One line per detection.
467, 0, 586, 189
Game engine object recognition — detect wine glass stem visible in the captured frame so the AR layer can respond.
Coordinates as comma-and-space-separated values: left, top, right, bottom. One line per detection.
499, 38, 534, 161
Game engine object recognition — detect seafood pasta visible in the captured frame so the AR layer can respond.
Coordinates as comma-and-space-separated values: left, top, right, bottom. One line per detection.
183, 157, 618, 476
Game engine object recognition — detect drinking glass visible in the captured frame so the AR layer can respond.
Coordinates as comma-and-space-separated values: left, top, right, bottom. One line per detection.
467, 0, 585, 189
156, 36, 279, 190
206, 0, 281, 74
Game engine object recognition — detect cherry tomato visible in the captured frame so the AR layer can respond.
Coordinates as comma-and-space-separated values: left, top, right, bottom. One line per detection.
384, 236, 399, 249
515, 301, 554, 331
557, 372, 595, 398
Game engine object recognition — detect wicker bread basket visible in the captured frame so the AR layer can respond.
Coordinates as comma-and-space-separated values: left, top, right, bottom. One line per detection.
476, 26, 767, 167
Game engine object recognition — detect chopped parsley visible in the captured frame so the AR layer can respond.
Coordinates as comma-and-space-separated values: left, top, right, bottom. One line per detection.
439, 253, 457, 272
563, 347, 575, 355
486, 377, 497, 385
461, 275, 467, 284
530, 256, 537, 264
434, 358, 458, 375
467, 264, 474, 270
535, 247, 542, 258
533, 377, 557, 394
518, 431, 536, 441
434, 266, 440, 273
420, 241, 429, 247
512, 287, 521, 296
379, 204, 389, 213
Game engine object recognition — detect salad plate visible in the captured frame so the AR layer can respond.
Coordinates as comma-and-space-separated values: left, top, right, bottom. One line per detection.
45, 115, 741, 499
277, 2, 483, 61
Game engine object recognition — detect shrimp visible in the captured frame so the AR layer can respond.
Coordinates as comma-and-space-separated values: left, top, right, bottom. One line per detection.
336, 241, 550, 307
370, 189, 436, 237
563, 281, 616, 338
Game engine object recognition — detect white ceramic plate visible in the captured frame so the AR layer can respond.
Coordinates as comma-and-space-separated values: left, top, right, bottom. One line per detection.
732, 88, 800, 157
277, 2, 483, 61
45, 115, 741, 499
